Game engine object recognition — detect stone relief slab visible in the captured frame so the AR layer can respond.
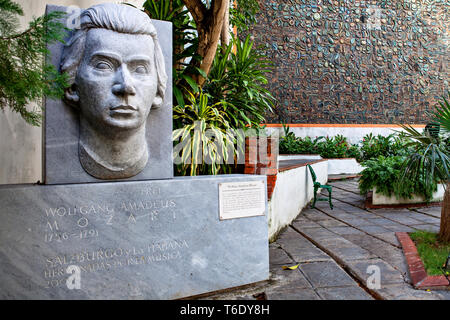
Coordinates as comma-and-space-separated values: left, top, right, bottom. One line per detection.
0, 175, 269, 299
44, 4, 173, 184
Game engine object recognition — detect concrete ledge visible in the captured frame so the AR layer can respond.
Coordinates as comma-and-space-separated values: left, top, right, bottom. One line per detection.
268, 160, 328, 242
278, 159, 327, 173
278, 154, 322, 161
373, 185, 445, 205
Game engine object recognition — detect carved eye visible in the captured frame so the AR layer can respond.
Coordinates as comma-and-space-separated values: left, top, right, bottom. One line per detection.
95, 62, 112, 70
134, 65, 148, 74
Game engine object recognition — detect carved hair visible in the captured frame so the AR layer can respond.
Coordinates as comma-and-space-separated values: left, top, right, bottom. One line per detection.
61, 3, 167, 107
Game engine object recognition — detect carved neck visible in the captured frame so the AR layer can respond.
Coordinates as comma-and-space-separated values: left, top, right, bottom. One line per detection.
78, 119, 148, 179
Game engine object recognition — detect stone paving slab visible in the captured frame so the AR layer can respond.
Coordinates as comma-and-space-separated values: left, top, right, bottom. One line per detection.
326, 226, 366, 236
270, 266, 313, 288
383, 224, 417, 233
338, 217, 375, 227
316, 286, 373, 300
299, 227, 342, 241
291, 218, 322, 229
269, 243, 294, 265
374, 233, 401, 247
365, 217, 398, 225
286, 246, 332, 263
410, 224, 440, 233
375, 284, 445, 300
328, 212, 362, 220
413, 207, 442, 218
316, 219, 349, 228
265, 286, 321, 300
408, 214, 440, 224
302, 211, 334, 221
346, 258, 406, 285
357, 225, 393, 234
299, 260, 357, 288
386, 216, 427, 225
277, 228, 331, 263
369, 208, 414, 216
326, 245, 377, 262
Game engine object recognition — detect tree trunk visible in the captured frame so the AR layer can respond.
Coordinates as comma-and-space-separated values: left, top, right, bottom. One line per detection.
438, 182, 450, 243
220, 1, 230, 47
182, 0, 228, 87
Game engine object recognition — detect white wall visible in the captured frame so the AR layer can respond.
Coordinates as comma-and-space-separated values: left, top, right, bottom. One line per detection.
0, 0, 146, 184
327, 158, 364, 175
268, 160, 328, 242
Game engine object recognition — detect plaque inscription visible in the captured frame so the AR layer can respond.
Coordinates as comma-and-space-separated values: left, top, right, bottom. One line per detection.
219, 181, 266, 220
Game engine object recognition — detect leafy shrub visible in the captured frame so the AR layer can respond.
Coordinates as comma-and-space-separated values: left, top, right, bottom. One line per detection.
204, 34, 275, 130
358, 155, 438, 200
173, 91, 238, 176
357, 133, 408, 162
279, 135, 323, 155
279, 126, 359, 159
316, 135, 360, 159
397, 124, 449, 201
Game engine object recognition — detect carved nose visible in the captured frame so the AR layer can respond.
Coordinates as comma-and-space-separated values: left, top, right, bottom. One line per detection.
112, 68, 136, 96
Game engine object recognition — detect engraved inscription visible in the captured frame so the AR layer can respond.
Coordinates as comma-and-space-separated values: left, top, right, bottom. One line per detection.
42, 195, 178, 243
43, 239, 189, 288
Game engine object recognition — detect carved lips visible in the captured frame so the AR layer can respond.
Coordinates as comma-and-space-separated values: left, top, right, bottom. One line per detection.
110, 104, 138, 115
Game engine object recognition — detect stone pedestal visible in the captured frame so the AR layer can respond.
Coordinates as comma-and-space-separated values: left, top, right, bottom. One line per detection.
0, 175, 268, 299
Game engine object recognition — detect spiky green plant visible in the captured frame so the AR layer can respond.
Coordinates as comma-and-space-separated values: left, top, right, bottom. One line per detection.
397, 124, 449, 201
204, 34, 275, 130
173, 90, 240, 176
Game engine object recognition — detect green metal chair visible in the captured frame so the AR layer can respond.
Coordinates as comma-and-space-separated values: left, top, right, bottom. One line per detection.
307, 164, 333, 210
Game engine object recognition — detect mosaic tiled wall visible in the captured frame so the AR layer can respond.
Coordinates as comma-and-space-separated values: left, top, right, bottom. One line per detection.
250, 0, 449, 123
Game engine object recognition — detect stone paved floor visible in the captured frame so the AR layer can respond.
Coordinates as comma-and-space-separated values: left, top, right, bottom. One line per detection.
199, 179, 450, 300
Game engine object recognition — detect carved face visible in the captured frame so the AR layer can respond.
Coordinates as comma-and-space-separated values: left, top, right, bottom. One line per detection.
74, 28, 159, 132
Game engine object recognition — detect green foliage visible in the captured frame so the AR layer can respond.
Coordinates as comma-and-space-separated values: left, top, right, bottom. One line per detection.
358, 155, 438, 200
431, 91, 450, 133
229, 0, 260, 33
409, 231, 450, 275
142, 0, 201, 106
204, 34, 274, 130
394, 95, 450, 199
279, 126, 359, 159
0, 0, 68, 126
316, 135, 359, 159
358, 133, 409, 162
397, 124, 449, 198
173, 90, 240, 176
143, 1, 274, 176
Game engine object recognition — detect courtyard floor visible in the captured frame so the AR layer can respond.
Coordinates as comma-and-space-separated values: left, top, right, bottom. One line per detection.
200, 178, 450, 300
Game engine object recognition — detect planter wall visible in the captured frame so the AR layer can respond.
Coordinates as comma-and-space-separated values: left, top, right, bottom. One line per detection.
268, 160, 328, 242
327, 158, 364, 175
278, 154, 322, 161
372, 184, 445, 205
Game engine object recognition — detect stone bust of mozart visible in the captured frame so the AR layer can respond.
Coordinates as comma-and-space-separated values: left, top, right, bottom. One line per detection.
60, 3, 167, 180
